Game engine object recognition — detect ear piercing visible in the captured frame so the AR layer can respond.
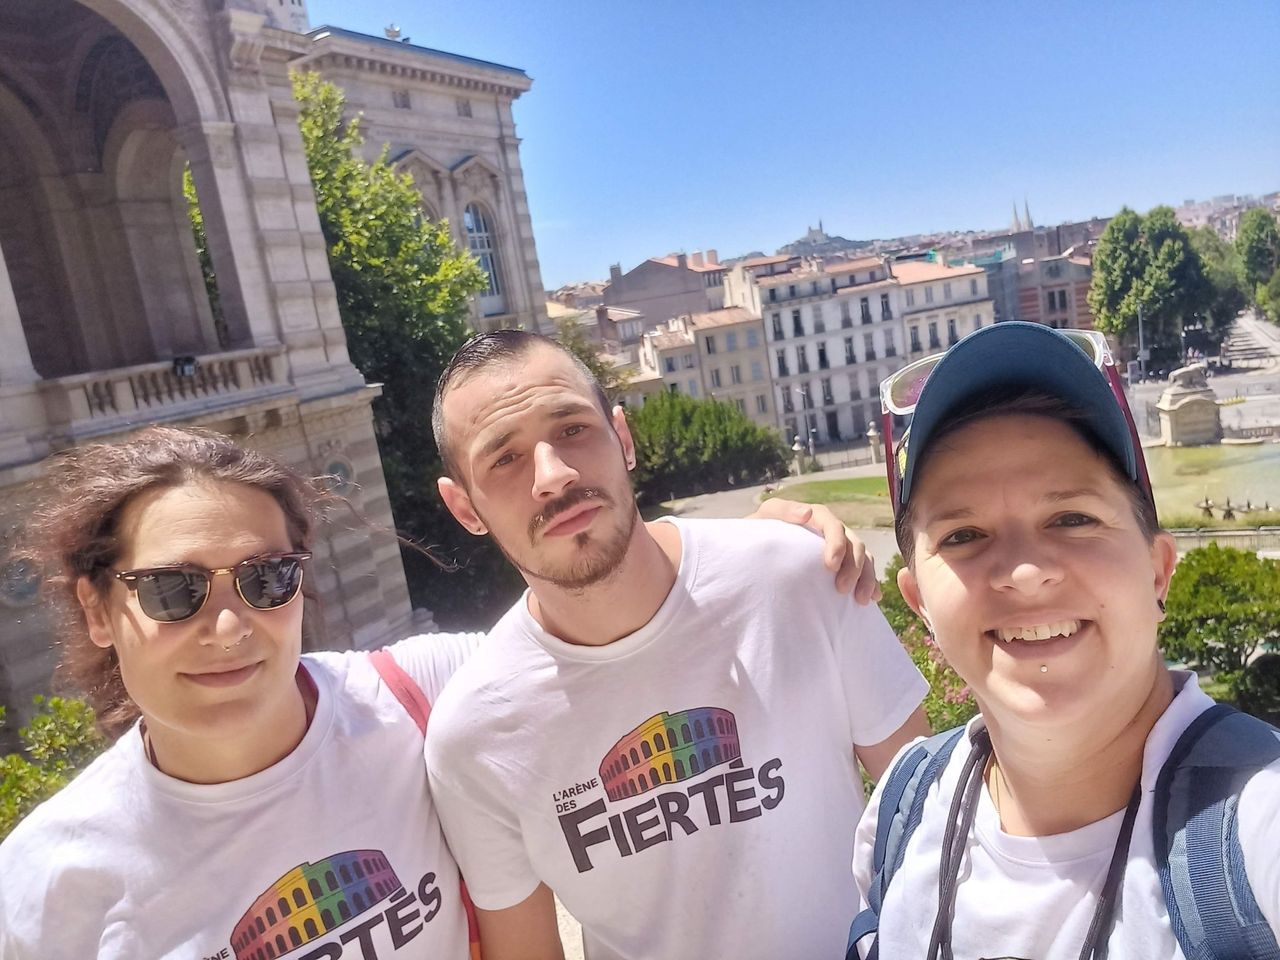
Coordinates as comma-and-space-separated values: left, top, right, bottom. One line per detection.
1157, 598, 1166, 613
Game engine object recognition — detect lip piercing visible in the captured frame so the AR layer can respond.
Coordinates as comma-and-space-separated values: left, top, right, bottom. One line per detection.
1040, 665, 1048, 673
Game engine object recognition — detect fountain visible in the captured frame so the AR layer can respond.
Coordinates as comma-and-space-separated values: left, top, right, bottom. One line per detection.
1155, 364, 1222, 446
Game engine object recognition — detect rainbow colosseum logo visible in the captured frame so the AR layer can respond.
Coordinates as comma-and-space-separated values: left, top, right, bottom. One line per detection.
599, 707, 741, 801
231, 850, 400, 960
556, 705, 786, 873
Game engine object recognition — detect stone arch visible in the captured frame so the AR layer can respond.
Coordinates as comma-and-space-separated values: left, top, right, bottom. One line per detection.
392, 148, 448, 225
462, 199, 507, 318
453, 154, 523, 323
74, 0, 227, 127
104, 98, 220, 358
0, 83, 88, 377
0, 0, 234, 375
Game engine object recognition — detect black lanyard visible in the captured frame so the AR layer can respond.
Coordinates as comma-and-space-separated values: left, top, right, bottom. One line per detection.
925, 729, 1142, 960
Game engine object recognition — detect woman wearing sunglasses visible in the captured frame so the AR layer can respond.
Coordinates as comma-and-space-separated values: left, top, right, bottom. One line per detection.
0, 425, 867, 959
848, 322, 1280, 960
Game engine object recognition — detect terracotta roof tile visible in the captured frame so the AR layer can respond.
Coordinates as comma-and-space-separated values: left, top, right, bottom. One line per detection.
686, 307, 761, 330
649, 330, 694, 351
738, 254, 795, 268
649, 256, 726, 274
890, 260, 983, 284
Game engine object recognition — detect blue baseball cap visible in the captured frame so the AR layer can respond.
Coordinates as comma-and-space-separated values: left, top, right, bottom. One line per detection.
895, 322, 1143, 511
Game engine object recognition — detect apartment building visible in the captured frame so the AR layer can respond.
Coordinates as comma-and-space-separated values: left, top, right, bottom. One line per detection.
689, 308, 776, 429
638, 323, 701, 398
603, 250, 728, 328
633, 309, 775, 430
724, 255, 903, 444
720, 254, 995, 445
1013, 251, 1096, 329
893, 260, 995, 361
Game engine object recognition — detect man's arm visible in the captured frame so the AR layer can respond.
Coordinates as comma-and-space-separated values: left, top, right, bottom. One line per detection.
474, 884, 565, 960
854, 706, 931, 782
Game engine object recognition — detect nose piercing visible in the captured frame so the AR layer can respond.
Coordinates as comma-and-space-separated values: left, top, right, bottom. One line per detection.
222, 636, 247, 653
1040, 665, 1048, 673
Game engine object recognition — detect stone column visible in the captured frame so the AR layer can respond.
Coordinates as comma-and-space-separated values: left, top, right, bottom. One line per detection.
0, 232, 43, 466
0, 234, 38, 386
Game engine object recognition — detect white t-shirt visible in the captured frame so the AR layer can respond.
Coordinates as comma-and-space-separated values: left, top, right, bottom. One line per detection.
426, 518, 928, 960
0, 632, 482, 960
852, 671, 1280, 959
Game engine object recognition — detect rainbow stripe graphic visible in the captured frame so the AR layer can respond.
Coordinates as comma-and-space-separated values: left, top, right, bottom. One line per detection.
231, 850, 401, 960
600, 707, 741, 801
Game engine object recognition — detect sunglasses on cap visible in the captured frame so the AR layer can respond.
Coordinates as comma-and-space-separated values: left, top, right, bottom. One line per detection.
878, 327, 1153, 514
112, 552, 311, 623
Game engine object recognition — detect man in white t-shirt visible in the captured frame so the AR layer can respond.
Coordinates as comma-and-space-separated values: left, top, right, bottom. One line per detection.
425, 330, 930, 960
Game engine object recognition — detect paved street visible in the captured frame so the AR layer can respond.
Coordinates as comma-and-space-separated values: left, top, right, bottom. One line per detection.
1126, 314, 1280, 439
666, 461, 898, 578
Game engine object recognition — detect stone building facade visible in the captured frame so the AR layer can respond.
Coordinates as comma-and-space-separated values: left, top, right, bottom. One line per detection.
1013, 251, 1096, 330
0, 0, 547, 726
603, 251, 726, 334
723, 255, 994, 445
298, 26, 548, 334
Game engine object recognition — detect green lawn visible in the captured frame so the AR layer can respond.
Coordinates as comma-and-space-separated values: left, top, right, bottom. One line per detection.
764, 476, 894, 528
1159, 510, 1280, 530
766, 478, 1279, 533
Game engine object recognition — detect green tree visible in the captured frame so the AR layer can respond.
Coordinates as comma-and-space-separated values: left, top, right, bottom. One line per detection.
182, 166, 227, 348
1257, 268, 1280, 325
1188, 226, 1247, 349
1, 697, 104, 840
552, 315, 632, 404
879, 556, 977, 732
626, 391, 788, 504
1160, 543, 1280, 695
292, 71, 520, 627
1088, 206, 1211, 368
1236, 207, 1280, 295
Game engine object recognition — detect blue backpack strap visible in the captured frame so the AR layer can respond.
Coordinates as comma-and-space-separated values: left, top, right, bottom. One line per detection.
847, 726, 967, 960
1155, 703, 1280, 960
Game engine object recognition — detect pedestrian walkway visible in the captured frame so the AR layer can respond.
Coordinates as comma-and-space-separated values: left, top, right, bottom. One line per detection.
664, 461, 898, 577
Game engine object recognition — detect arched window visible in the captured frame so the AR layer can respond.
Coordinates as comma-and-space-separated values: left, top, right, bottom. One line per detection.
464, 204, 502, 295
465, 203, 507, 316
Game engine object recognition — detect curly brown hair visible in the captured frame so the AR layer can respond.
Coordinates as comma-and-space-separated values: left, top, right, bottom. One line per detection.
24, 426, 325, 738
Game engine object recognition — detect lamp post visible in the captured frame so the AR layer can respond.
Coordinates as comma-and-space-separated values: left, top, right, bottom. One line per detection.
1137, 303, 1148, 380
791, 435, 804, 476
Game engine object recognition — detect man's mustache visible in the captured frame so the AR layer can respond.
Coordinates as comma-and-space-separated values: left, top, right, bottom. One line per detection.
530, 487, 613, 539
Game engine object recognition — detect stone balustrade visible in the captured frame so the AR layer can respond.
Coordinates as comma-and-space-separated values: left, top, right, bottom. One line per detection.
37, 347, 290, 442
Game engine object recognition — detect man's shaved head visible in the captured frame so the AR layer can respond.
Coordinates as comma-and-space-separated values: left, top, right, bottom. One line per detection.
432, 330, 610, 482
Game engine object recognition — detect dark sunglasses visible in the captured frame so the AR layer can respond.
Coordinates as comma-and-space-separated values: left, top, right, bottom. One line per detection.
111, 552, 312, 623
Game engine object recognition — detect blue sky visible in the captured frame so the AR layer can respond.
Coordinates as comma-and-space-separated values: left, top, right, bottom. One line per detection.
307, 0, 1279, 288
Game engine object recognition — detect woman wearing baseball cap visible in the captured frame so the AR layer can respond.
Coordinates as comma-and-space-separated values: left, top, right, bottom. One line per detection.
848, 322, 1280, 960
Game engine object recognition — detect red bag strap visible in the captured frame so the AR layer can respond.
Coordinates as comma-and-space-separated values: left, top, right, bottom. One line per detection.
369, 648, 481, 956
369, 648, 432, 734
